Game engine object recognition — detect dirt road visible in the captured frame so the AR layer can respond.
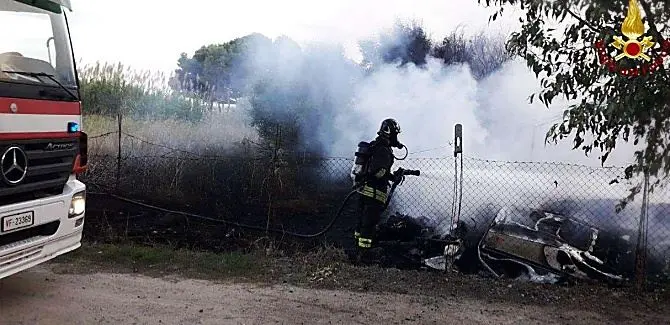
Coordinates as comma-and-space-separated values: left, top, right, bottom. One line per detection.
0, 264, 656, 325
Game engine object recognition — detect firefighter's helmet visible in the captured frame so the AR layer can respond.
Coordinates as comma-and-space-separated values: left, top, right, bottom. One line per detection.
378, 118, 401, 138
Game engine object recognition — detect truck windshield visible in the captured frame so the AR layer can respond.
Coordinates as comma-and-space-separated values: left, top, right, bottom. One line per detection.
0, 1, 76, 91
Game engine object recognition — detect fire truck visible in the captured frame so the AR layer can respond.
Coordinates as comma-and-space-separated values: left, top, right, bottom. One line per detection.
0, 0, 87, 279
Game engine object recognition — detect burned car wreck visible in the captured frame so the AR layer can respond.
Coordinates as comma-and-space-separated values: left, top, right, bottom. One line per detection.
478, 206, 632, 284
375, 206, 633, 284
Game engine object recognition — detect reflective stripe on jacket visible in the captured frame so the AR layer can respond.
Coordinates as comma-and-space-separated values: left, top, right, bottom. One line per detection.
358, 237, 372, 248
358, 185, 387, 203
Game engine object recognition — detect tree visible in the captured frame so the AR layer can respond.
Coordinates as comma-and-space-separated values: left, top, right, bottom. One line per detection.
173, 52, 204, 95
479, 0, 670, 208
359, 20, 432, 70
432, 28, 471, 66
432, 29, 513, 79
248, 41, 363, 155
172, 33, 273, 102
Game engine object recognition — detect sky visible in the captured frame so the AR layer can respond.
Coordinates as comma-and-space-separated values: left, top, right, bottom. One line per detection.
65, 0, 520, 74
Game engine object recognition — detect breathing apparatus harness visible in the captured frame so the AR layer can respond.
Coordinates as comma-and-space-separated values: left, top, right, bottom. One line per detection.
351, 134, 417, 206
352, 137, 409, 183
353, 117, 406, 184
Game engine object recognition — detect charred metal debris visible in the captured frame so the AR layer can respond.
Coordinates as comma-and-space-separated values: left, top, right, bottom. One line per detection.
374, 206, 634, 285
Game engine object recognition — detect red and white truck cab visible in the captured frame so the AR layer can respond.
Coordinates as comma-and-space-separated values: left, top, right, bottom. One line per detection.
0, 0, 87, 279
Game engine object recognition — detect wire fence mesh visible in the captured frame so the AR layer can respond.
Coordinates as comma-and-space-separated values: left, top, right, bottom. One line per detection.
81, 128, 670, 286
648, 183, 670, 283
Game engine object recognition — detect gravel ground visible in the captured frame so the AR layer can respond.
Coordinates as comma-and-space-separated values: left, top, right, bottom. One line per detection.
0, 262, 668, 325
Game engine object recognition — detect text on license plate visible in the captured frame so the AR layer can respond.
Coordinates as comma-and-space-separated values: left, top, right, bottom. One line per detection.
1, 211, 34, 232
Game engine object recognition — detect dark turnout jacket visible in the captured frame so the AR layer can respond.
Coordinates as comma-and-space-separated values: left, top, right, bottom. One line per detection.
364, 136, 395, 195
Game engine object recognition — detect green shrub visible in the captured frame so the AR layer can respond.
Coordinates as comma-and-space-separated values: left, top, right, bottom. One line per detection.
78, 62, 208, 121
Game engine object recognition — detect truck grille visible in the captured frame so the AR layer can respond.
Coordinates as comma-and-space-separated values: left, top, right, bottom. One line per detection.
0, 138, 78, 206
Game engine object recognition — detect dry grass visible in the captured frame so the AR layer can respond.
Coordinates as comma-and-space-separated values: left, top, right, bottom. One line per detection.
81, 109, 266, 207
79, 61, 171, 92
84, 109, 259, 158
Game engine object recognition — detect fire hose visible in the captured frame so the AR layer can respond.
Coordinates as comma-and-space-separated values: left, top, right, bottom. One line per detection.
87, 167, 421, 239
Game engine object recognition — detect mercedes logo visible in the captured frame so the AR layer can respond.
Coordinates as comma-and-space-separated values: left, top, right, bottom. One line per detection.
1, 146, 28, 185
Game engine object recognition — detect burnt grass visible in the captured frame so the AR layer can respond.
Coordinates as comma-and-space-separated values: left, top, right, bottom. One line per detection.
82, 153, 360, 252
83, 182, 358, 252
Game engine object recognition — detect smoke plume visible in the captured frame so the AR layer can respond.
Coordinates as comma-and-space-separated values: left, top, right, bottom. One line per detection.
238, 28, 640, 168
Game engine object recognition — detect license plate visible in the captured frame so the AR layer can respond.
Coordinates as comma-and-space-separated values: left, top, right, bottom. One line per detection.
1, 211, 34, 233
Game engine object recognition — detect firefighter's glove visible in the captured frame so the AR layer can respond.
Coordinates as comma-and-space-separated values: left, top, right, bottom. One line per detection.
374, 168, 387, 179
391, 170, 404, 184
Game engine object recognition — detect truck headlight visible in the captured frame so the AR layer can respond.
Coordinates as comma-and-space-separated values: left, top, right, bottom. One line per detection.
69, 191, 86, 217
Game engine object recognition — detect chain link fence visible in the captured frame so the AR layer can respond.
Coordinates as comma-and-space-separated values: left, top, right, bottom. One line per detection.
81, 126, 670, 286
648, 183, 670, 283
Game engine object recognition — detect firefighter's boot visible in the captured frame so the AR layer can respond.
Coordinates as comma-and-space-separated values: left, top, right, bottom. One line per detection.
355, 237, 385, 265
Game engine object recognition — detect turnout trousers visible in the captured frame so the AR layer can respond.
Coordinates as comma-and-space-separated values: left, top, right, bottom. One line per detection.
354, 192, 386, 249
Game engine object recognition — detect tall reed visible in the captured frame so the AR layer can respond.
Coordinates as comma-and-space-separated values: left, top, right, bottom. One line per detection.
78, 61, 209, 121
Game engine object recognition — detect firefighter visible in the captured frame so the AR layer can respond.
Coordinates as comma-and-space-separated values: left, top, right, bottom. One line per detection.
353, 118, 404, 262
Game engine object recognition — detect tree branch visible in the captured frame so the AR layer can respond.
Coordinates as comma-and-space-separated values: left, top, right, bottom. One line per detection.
638, 0, 666, 43
565, 7, 603, 34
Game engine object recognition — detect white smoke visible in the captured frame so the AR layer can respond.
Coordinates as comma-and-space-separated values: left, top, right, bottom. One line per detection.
337, 56, 639, 168
339, 59, 487, 159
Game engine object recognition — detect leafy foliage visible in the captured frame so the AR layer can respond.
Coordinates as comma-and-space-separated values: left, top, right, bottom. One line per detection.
479, 0, 670, 208
172, 33, 274, 101
359, 20, 433, 70
432, 29, 513, 79
79, 62, 207, 121
247, 43, 363, 154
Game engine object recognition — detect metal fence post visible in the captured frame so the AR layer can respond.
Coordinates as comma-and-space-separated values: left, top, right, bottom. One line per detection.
265, 124, 281, 234
116, 113, 122, 191
634, 169, 650, 292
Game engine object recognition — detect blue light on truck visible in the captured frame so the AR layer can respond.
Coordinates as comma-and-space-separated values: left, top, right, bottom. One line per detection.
68, 122, 80, 133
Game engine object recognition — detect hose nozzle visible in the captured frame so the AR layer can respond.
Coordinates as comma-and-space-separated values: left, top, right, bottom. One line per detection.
405, 169, 420, 176
395, 167, 420, 177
